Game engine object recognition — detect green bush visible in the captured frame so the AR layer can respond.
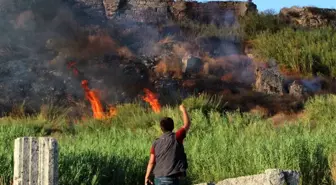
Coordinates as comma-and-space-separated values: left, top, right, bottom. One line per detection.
238, 9, 286, 39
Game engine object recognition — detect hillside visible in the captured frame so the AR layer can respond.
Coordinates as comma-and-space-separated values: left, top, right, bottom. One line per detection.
1, 0, 336, 184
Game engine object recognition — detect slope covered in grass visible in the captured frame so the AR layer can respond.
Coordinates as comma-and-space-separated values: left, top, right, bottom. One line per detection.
252, 27, 336, 77
1, 94, 336, 185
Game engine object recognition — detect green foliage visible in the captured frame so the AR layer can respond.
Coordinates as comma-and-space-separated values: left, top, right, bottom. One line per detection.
176, 9, 285, 41
304, 94, 336, 122
1, 95, 336, 184
238, 9, 286, 39
252, 27, 336, 77
177, 10, 336, 78
176, 19, 243, 41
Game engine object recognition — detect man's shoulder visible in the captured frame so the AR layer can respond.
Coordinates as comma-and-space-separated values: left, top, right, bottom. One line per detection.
176, 127, 187, 136
176, 127, 187, 143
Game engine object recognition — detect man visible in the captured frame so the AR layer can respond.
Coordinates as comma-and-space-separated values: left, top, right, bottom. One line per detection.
145, 104, 191, 185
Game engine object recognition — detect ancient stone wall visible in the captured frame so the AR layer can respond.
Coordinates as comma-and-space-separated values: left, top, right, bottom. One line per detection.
172, 1, 257, 25
13, 137, 58, 185
102, 0, 257, 24
103, 0, 173, 23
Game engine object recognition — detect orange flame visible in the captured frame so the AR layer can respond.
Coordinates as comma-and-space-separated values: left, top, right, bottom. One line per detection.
81, 80, 116, 119
143, 88, 161, 113
108, 104, 117, 117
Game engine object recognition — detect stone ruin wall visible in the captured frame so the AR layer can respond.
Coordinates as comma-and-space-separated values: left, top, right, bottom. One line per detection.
102, 0, 258, 24
172, 1, 257, 24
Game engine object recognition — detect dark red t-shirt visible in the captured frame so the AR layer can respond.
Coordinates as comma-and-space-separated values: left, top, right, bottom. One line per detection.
150, 127, 186, 155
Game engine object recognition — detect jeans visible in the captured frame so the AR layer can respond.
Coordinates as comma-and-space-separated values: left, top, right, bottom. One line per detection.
154, 177, 180, 185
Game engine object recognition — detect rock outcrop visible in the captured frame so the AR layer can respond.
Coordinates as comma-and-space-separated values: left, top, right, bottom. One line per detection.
112, 0, 174, 23
102, 0, 257, 24
254, 61, 285, 95
195, 169, 300, 185
280, 6, 336, 28
253, 60, 324, 97
172, 1, 257, 25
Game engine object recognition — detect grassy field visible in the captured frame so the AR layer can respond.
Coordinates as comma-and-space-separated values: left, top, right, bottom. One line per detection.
1, 94, 336, 185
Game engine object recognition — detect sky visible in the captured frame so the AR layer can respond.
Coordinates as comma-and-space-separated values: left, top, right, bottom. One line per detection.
200, 0, 336, 12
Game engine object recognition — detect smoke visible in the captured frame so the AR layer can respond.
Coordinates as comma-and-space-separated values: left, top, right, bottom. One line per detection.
0, 0, 258, 116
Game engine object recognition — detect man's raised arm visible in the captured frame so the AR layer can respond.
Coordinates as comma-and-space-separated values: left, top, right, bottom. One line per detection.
179, 104, 191, 132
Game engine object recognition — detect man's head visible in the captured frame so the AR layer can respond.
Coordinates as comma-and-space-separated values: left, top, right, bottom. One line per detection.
160, 117, 174, 132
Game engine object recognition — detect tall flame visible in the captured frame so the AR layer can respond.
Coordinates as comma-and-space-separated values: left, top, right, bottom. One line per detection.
143, 88, 161, 113
81, 80, 116, 119
67, 62, 116, 120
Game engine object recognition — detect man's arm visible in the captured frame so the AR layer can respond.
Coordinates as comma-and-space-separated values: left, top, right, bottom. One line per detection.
179, 104, 191, 132
144, 154, 155, 185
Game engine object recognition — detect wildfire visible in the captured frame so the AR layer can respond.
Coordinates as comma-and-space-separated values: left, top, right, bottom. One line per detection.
81, 80, 117, 120
66, 61, 117, 120
143, 88, 161, 113
108, 104, 117, 117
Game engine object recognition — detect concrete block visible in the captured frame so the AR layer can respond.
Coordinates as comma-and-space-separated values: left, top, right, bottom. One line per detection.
13, 137, 58, 185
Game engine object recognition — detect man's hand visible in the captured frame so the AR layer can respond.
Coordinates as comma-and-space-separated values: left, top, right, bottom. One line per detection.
145, 178, 153, 185
179, 104, 186, 112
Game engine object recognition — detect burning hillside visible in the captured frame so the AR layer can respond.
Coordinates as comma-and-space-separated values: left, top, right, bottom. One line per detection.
0, 0, 335, 120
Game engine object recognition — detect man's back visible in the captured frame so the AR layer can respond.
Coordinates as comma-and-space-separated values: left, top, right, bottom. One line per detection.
145, 105, 191, 185
152, 131, 188, 177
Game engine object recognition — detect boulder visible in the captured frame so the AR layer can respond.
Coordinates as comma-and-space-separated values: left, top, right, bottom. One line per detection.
289, 80, 306, 98
195, 169, 300, 185
254, 61, 285, 95
287, 77, 323, 98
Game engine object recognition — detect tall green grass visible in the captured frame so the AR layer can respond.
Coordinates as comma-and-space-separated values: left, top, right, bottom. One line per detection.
238, 10, 286, 39
176, 10, 284, 41
252, 27, 336, 77
1, 94, 336, 184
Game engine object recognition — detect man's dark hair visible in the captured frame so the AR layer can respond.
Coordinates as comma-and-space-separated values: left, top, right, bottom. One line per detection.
160, 117, 174, 132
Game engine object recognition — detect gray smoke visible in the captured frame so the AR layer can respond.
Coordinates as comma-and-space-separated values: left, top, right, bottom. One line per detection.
0, 0, 256, 115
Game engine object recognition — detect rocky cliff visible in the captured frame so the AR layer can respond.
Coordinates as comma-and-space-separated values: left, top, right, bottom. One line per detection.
280, 6, 336, 28
172, 1, 257, 24
103, 0, 257, 24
